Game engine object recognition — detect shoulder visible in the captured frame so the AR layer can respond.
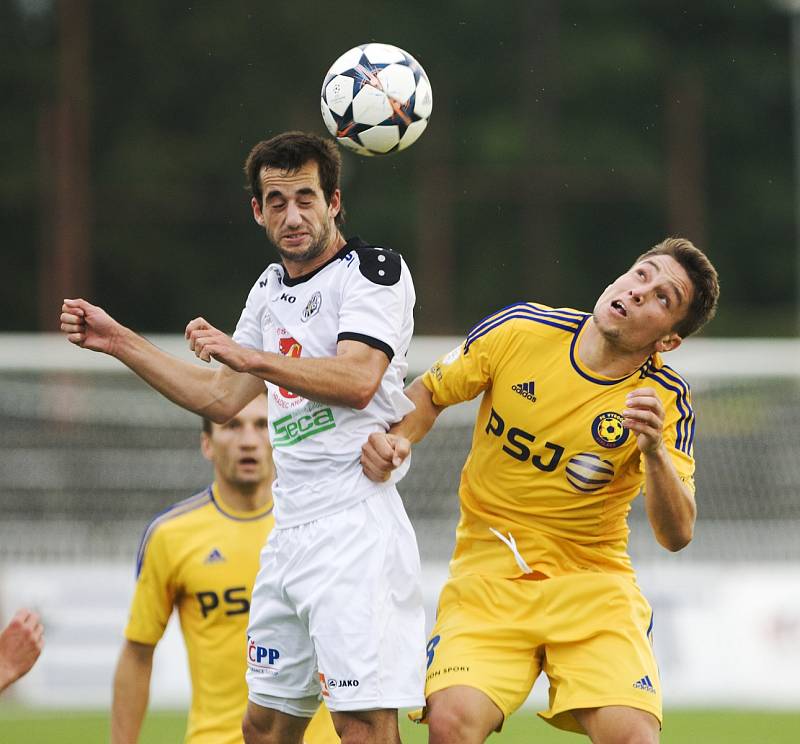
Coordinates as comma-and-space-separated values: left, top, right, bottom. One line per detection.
464, 302, 587, 354
253, 263, 283, 290
344, 236, 405, 287
135, 488, 213, 576
644, 357, 692, 398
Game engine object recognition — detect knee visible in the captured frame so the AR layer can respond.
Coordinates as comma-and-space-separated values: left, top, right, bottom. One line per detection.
242, 710, 271, 744
427, 702, 477, 744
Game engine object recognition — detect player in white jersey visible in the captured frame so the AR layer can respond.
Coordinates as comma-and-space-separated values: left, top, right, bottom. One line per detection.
59, 131, 425, 744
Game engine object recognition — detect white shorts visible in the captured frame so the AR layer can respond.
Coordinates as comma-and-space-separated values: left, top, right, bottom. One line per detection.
246, 486, 426, 714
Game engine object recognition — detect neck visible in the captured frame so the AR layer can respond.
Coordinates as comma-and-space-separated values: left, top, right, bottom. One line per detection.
282, 232, 347, 279
214, 478, 272, 513
578, 317, 653, 379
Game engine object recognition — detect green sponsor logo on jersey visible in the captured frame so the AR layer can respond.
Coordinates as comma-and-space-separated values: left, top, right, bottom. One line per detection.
272, 407, 336, 447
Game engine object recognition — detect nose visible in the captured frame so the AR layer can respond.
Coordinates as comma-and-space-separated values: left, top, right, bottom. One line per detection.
239, 424, 261, 448
628, 287, 644, 304
285, 200, 303, 228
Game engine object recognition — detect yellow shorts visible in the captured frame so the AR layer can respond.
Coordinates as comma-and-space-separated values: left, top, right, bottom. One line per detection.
423, 572, 661, 734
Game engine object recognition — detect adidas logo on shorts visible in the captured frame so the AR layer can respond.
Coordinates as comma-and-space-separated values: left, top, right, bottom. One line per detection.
632, 675, 656, 694
512, 380, 536, 402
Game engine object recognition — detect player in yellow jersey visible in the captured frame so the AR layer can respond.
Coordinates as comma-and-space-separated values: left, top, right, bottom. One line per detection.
111, 394, 338, 744
362, 238, 720, 744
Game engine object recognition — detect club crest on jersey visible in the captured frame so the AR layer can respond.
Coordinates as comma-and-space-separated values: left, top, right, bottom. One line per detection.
301, 291, 322, 322
591, 412, 629, 448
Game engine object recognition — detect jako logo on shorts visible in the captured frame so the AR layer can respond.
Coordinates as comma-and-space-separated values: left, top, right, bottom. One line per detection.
247, 636, 280, 668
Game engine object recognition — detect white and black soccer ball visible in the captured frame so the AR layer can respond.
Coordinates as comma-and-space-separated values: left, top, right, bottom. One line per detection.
320, 43, 433, 156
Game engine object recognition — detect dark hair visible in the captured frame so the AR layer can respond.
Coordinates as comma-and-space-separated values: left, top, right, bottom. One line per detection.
244, 131, 345, 227
635, 237, 720, 338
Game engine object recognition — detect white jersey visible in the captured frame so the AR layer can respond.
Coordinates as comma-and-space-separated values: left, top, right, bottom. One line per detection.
233, 236, 416, 528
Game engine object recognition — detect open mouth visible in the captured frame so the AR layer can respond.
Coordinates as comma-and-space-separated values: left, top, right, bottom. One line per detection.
239, 457, 258, 467
611, 300, 627, 317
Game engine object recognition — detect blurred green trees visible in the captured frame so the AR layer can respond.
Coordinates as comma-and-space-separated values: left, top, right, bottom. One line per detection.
1, 0, 794, 336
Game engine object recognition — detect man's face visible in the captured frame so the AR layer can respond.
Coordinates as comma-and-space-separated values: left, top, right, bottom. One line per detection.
201, 396, 272, 488
251, 160, 340, 264
592, 254, 694, 353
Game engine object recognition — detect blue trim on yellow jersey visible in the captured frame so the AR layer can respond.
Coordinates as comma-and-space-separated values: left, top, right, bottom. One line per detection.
134, 487, 212, 577
464, 303, 585, 355
209, 489, 274, 522
568, 317, 648, 385
644, 366, 694, 454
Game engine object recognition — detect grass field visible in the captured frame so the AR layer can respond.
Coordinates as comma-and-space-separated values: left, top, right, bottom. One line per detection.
1, 708, 799, 743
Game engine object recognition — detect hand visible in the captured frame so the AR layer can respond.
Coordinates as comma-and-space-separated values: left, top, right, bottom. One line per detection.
60, 298, 122, 354
0, 609, 44, 692
185, 317, 252, 371
623, 387, 665, 455
361, 432, 411, 482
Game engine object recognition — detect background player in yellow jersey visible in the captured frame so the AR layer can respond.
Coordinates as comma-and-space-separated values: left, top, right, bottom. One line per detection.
362, 238, 720, 744
111, 394, 338, 744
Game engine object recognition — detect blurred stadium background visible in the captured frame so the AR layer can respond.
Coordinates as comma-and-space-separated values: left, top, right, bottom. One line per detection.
2, 0, 800, 740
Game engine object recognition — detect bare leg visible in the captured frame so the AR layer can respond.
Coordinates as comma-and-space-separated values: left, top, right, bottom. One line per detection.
242, 700, 309, 744
426, 686, 504, 744
331, 709, 400, 744
573, 705, 660, 744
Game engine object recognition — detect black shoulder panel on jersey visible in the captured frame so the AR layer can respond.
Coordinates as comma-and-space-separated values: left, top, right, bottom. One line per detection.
354, 243, 402, 286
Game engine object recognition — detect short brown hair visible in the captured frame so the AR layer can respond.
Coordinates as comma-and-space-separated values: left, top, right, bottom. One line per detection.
635, 237, 720, 338
244, 131, 345, 227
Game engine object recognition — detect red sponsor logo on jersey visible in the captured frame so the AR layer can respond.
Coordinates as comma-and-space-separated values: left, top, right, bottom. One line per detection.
278, 335, 302, 398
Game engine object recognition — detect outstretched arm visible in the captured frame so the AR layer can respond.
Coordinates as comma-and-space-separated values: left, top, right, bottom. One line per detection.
60, 299, 263, 423
0, 609, 44, 692
111, 640, 155, 744
185, 318, 390, 410
361, 377, 445, 482
624, 387, 696, 551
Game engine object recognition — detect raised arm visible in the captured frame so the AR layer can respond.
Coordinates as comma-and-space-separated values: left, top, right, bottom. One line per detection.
361, 376, 445, 482
111, 640, 155, 744
60, 299, 263, 422
624, 387, 696, 551
185, 318, 390, 410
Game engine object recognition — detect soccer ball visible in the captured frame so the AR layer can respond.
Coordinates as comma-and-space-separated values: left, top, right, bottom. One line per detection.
320, 43, 433, 156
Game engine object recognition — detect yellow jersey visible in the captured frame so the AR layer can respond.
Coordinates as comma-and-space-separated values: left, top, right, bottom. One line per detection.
422, 303, 695, 581
126, 483, 338, 744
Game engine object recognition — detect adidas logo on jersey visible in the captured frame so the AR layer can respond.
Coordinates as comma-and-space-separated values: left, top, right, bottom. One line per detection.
204, 548, 226, 564
632, 675, 656, 694
512, 381, 537, 402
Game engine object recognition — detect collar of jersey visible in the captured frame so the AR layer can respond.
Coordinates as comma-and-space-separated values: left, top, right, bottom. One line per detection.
569, 316, 652, 386
209, 483, 274, 521
280, 236, 365, 287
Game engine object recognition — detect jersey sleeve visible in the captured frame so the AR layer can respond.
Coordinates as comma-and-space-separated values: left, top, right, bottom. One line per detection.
640, 373, 696, 491
337, 248, 413, 360
124, 526, 176, 645
232, 273, 269, 351
421, 318, 506, 406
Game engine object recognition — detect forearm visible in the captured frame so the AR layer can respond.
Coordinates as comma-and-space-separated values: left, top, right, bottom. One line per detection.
242, 348, 381, 409
391, 377, 443, 443
111, 643, 153, 744
112, 327, 250, 421
643, 446, 697, 551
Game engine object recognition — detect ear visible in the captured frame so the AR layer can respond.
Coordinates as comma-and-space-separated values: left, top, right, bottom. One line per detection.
252, 196, 266, 227
200, 432, 214, 462
655, 333, 682, 354
328, 189, 341, 220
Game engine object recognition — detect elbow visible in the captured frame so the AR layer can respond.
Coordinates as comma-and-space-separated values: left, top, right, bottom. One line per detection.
659, 524, 694, 552
205, 400, 244, 424
350, 381, 381, 410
